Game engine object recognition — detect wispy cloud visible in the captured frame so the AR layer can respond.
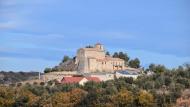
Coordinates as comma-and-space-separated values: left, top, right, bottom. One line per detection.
0, 56, 58, 72
108, 47, 190, 68
1, 0, 22, 30
0, 0, 55, 31
0, 21, 18, 29
0, 32, 76, 62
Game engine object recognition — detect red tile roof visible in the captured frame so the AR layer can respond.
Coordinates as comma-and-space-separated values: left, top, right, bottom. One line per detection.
61, 77, 84, 84
85, 77, 100, 82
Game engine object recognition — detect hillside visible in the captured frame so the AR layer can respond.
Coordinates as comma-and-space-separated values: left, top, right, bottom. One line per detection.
0, 64, 190, 107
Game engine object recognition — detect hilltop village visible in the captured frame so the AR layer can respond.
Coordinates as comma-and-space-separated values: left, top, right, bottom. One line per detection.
39, 43, 142, 85
1, 43, 190, 107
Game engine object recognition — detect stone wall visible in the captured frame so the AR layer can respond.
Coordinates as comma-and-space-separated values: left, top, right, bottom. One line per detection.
43, 71, 78, 82
84, 50, 105, 59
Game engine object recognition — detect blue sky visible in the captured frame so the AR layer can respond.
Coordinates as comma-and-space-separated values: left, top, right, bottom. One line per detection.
0, 0, 190, 72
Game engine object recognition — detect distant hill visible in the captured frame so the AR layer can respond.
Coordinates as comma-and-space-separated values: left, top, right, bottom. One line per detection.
0, 71, 39, 84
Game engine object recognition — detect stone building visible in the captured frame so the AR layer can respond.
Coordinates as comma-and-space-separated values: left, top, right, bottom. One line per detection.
75, 43, 125, 73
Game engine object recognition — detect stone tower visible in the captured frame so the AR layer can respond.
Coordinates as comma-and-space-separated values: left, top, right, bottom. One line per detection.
95, 43, 104, 51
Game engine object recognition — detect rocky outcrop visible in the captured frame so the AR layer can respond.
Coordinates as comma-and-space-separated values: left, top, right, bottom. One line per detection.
57, 59, 78, 71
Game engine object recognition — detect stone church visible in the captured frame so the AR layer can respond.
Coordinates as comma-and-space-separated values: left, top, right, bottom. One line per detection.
75, 43, 125, 73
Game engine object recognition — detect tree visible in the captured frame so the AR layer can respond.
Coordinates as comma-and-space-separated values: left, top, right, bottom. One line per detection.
62, 55, 70, 63
14, 88, 39, 107
47, 80, 53, 86
40, 82, 45, 86
148, 64, 166, 73
118, 52, 130, 64
112, 52, 130, 65
51, 66, 59, 72
176, 78, 190, 88
51, 92, 71, 106
112, 90, 134, 107
184, 63, 190, 71
73, 56, 76, 61
70, 88, 87, 105
44, 68, 52, 73
51, 89, 87, 107
164, 76, 172, 86
149, 63, 156, 71
0, 86, 15, 107
177, 65, 184, 72
113, 52, 119, 58
106, 51, 110, 56
128, 58, 140, 68
155, 65, 166, 73
138, 90, 154, 107
85, 45, 93, 48
105, 81, 118, 95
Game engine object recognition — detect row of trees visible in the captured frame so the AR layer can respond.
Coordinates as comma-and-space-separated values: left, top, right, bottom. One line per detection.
0, 81, 155, 107
111, 52, 140, 68
1, 64, 190, 107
